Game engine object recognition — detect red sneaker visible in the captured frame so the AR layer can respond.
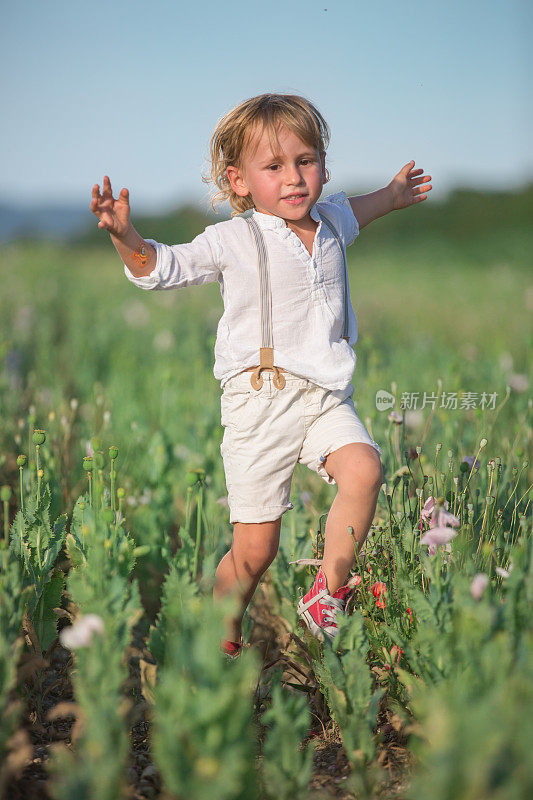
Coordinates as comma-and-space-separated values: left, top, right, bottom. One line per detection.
221, 636, 243, 659
297, 566, 355, 643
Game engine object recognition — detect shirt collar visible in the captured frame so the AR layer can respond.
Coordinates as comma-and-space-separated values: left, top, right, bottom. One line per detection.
251, 200, 322, 229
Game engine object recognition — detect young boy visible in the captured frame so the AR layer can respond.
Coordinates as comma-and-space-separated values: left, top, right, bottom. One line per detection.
90, 93, 432, 656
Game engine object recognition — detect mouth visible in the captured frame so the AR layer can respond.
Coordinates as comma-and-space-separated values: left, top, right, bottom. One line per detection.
282, 193, 307, 205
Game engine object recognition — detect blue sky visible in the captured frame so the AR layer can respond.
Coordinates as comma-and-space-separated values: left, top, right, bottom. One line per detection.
2, 0, 531, 215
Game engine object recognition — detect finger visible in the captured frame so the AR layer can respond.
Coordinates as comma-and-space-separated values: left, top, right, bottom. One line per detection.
413, 184, 431, 197
410, 175, 431, 187
403, 160, 415, 172
90, 184, 102, 215
102, 175, 113, 197
118, 187, 129, 204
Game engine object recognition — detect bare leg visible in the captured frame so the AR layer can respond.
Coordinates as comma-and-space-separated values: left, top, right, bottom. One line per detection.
213, 518, 282, 642
320, 444, 383, 594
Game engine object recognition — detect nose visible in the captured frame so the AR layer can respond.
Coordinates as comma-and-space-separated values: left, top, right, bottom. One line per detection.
286, 167, 303, 186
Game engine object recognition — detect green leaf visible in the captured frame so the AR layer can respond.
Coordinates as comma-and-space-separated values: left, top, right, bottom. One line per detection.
65, 532, 86, 568
33, 570, 65, 651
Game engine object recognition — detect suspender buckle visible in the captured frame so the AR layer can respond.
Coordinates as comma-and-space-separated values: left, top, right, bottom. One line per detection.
250, 347, 286, 390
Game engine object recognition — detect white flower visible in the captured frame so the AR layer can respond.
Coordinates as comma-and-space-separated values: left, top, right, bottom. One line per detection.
405, 410, 424, 430
59, 614, 105, 649
508, 374, 528, 393
470, 573, 489, 600
139, 488, 152, 505
173, 444, 191, 460
123, 300, 150, 328
70, 398, 79, 411
153, 330, 175, 352
495, 565, 512, 579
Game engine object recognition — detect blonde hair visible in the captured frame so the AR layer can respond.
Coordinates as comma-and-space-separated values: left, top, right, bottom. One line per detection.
202, 93, 331, 217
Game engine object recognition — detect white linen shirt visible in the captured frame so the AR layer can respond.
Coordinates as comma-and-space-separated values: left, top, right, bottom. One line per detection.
123, 191, 360, 391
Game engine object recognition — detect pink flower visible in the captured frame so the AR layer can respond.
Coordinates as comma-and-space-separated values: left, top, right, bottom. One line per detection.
470, 573, 489, 600
436, 508, 460, 528
421, 497, 460, 529
420, 527, 458, 547
421, 496, 435, 523
59, 614, 104, 649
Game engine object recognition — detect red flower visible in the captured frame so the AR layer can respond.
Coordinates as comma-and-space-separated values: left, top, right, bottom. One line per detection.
390, 645, 403, 663
406, 607, 413, 619
371, 581, 387, 598
375, 596, 387, 609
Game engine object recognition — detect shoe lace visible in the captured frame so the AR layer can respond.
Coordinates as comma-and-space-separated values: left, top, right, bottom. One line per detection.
321, 595, 344, 627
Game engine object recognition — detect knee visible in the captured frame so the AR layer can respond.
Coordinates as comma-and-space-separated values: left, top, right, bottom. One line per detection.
238, 543, 277, 576
232, 521, 280, 576
337, 448, 383, 497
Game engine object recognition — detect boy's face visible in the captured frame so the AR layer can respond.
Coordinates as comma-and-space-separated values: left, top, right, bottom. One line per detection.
226, 123, 327, 224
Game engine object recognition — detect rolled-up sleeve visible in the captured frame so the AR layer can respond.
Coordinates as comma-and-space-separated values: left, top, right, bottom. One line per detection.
123, 225, 222, 291
322, 191, 360, 248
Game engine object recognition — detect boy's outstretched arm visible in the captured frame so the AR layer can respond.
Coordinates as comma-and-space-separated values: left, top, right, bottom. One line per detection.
348, 160, 432, 230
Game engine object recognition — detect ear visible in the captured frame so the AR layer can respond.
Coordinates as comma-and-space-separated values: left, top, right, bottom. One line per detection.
226, 165, 250, 198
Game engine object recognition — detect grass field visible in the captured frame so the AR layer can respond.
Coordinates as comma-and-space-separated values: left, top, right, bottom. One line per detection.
0, 187, 531, 798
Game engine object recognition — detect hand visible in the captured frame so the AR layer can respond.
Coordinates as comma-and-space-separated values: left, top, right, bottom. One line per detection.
90, 175, 131, 238
388, 161, 432, 211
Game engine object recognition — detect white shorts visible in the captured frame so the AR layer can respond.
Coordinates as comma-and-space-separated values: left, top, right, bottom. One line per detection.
220, 369, 382, 524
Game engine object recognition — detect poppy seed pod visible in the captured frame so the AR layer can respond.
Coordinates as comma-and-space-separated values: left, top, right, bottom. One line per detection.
133, 545, 151, 557
33, 429, 46, 445
1, 486, 11, 502
109, 446, 118, 460
94, 451, 105, 470
17, 454, 27, 467
83, 457, 93, 472
117, 488, 125, 499
102, 508, 114, 524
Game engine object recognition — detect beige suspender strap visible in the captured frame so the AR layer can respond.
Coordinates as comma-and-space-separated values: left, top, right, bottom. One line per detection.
319, 211, 350, 343
246, 216, 286, 391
